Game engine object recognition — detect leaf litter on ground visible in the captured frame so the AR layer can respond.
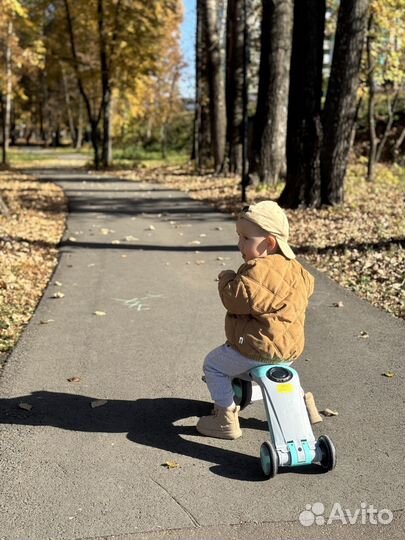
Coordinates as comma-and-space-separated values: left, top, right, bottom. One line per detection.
0, 171, 66, 356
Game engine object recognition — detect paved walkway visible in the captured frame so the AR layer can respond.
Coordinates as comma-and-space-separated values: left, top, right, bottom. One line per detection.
0, 169, 404, 540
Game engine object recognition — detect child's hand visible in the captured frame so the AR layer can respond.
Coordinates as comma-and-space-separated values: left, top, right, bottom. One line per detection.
218, 270, 235, 280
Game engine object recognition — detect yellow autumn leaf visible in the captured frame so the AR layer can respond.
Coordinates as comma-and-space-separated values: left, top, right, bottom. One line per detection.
161, 461, 180, 469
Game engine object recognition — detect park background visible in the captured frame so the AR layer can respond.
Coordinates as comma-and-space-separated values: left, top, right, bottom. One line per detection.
0, 0, 404, 357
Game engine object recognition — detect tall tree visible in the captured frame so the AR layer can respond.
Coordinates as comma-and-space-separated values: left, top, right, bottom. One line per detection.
204, 0, 226, 172
0, 0, 32, 165
194, 0, 211, 170
279, 0, 325, 208
321, 0, 370, 205
254, 0, 293, 185
226, 0, 244, 174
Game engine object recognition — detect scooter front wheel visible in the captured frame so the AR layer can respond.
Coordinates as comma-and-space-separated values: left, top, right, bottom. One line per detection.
260, 441, 279, 479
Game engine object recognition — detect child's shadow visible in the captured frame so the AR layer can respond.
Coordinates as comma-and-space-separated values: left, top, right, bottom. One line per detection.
0, 391, 266, 481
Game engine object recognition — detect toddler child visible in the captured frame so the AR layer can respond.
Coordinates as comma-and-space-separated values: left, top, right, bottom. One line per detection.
196, 201, 314, 439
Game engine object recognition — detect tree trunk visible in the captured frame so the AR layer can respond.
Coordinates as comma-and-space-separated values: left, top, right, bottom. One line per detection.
226, 0, 244, 174
60, 62, 76, 147
375, 88, 400, 163
63, 0, 101, 168
1, 93, 6, 166
366, 13, 377, 182
1, 21, 13, 165
321, 0, 370, 205
90, 120, 100, 169
75, 96, 83, 149
204, 0, 226, 172
393, 124, 405, 161
250, 0, 272, 180
195, 0, 211, 170
279, 0, 325, 208
258, 0, 293, 185
98, 0, 112, 168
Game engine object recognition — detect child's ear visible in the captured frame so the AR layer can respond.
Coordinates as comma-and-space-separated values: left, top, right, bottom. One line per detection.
266, 235, 278, 253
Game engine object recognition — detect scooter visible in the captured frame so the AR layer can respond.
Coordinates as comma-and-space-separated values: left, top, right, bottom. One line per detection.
232, 364, 337, 478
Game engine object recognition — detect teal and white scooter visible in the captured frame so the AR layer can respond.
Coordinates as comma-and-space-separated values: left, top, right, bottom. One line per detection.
232, 364, 337, 478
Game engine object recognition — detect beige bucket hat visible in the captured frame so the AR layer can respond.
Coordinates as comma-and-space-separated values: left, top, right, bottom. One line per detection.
240, 201, 296, 259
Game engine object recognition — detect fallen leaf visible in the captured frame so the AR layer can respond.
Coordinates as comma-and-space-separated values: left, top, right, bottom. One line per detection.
189, 240, 201, 245
67, 376, 81, 383
40, 319, 54, 324
321, 408, 339, 417
382, 371, 395, 378
93, 311, 106, 316
145, 225, 156, 231
18, 402, 32, 411
195, 260, 205, 265
358, 330, 369, 338
54, 281, 63, 287
68, 237, 77, 242
51, 292, 65, 299
199, 233, 207, 238
161, 461, 180, 469
332, 301, 344, 308
111, 240, 121, 244
90, 399, 108, 408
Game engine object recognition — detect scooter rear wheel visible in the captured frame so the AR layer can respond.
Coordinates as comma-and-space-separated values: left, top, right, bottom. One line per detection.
260, 441, 279, 478
317, 435, 337, 471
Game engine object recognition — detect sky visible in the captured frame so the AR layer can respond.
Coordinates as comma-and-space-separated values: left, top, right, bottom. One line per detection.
179, 0, 196, 98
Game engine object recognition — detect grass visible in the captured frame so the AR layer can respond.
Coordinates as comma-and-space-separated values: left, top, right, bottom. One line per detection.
7, 145, 189, 170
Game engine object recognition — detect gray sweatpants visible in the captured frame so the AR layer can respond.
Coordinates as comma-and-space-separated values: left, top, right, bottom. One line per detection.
203, 344, 266, 408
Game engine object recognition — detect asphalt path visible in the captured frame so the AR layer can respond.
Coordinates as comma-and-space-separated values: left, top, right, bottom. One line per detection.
0, 169, 404, 540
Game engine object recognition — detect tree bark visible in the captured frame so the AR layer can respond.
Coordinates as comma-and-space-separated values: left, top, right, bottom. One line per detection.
63, 0, 101, 168
258, 0, 293, 185
366, 13, 377, 182
75, 96, 83, 149
60, 62, 76, 147
226, 0, 244, 174
279, 0, 325, 208
393, 124, 405, 161
204, 0, 226, 172
321, 0, 370, 205
250, 0, 272, 180
195, 0, 211, 170
375, 88, 400, 163
1, 21, 13, 165
98, 0, 112, 168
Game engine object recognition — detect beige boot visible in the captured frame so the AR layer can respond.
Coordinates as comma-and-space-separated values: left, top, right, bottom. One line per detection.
196, 405, 242, 439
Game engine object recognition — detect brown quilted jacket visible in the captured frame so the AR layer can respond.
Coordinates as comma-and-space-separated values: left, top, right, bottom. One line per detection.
218, 254, 314, 362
